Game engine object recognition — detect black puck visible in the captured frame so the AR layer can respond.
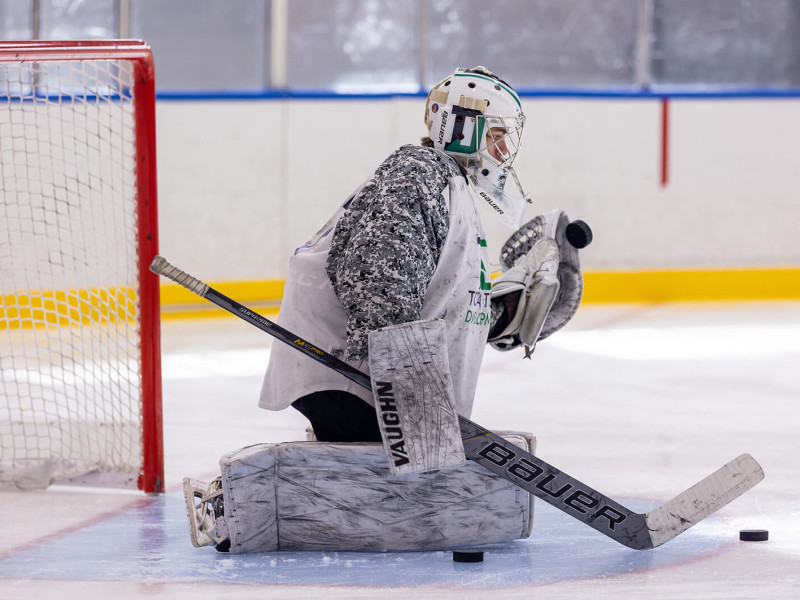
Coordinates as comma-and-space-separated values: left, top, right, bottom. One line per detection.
453, 550, 484, 563
739, 529, 769, 542
565, 220, 593, 249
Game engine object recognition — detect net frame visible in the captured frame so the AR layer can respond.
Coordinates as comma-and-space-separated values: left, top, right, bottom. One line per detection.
0, 40, 163, 493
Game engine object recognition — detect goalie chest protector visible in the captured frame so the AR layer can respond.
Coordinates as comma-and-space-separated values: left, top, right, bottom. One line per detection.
260, 170, 490, 418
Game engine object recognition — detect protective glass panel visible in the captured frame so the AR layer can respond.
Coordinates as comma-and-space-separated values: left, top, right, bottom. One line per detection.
652, 0, 800, 88
0, 1, 34, 94
0, 0, 34, 39
39, 0, 117, 39
130, 0, 270, 91
35, 1, 119, 96
287, 0, 421, 93
425, 0, 639, 89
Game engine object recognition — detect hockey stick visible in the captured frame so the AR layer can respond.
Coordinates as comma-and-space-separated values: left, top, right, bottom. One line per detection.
151, 256, 764, 550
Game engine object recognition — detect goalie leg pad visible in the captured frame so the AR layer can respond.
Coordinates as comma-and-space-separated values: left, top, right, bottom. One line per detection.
218, 444, 279, 553
368, 319, 465, 475
218, 434, 535, 553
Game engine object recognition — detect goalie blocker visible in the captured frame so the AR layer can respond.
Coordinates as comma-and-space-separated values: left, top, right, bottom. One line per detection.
368, 319, 465, 475
186, 433, 536, 553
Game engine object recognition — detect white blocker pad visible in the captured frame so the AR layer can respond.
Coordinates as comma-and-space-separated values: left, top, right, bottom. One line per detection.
368, 319, 465, 475
219, 433, 535, 553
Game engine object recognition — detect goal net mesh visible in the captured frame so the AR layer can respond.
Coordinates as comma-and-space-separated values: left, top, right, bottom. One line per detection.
1, 58, 144, 490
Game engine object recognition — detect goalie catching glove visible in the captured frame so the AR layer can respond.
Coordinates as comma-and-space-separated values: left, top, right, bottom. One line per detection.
489, 209, 585, 357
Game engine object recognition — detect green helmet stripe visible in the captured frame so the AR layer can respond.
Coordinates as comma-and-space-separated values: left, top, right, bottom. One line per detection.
453, 72, 522, 110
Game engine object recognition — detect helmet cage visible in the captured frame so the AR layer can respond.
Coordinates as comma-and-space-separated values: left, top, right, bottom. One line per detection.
479, 113, 525, 171
444, 110, 525, 174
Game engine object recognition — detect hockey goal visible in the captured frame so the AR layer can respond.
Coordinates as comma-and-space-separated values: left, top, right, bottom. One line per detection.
0, 41, 163, 492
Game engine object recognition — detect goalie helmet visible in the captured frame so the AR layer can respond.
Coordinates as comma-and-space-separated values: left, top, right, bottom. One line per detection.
424, 66, 530, 229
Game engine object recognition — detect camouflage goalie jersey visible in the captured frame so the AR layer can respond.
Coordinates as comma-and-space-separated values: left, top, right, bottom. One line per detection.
327, 144, 462, 360
260, 144, 492, 416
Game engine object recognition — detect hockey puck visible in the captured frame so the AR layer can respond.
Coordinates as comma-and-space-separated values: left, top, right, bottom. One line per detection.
565, 220, 593, 249
739, 529, 769, 542
453, 550, 484, 563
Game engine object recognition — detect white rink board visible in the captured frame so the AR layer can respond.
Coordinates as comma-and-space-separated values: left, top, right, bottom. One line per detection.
154, 97, 800, 281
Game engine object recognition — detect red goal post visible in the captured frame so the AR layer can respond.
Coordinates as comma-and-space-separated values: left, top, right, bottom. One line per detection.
0, 40, 163, 493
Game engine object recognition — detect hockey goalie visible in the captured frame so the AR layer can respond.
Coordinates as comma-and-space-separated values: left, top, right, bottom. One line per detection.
183, 67, 587, 553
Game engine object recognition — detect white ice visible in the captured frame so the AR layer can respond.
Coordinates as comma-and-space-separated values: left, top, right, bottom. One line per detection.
2, 302, 799, 599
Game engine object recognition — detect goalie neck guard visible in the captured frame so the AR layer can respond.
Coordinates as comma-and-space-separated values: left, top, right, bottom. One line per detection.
424, 66, 530, 229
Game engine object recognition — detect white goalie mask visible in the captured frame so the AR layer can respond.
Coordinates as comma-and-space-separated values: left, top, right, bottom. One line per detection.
424, 66, 530, 229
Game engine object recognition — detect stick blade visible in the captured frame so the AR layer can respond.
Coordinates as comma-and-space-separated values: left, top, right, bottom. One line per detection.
645, 453, 764, 548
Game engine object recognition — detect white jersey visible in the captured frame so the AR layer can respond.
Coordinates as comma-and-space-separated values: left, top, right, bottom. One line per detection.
259, 168, 490, 418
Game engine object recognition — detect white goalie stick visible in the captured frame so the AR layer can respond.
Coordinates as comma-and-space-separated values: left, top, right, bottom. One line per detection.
151, 255, 764, 550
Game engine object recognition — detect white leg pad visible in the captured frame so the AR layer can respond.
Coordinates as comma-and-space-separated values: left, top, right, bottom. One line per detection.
219, 433, 536, 553
219, 445, 279, 553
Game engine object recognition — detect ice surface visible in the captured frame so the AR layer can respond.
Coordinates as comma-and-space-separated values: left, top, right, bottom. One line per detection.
1, 302, 799, 599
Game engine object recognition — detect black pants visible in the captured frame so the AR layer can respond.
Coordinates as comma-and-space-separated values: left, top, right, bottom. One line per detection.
292, 390, 382, 442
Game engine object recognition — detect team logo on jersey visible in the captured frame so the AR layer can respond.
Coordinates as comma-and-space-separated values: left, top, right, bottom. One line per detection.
478, 237, 492, 291
464, 236, 492, 326
431, 103, 439, 113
